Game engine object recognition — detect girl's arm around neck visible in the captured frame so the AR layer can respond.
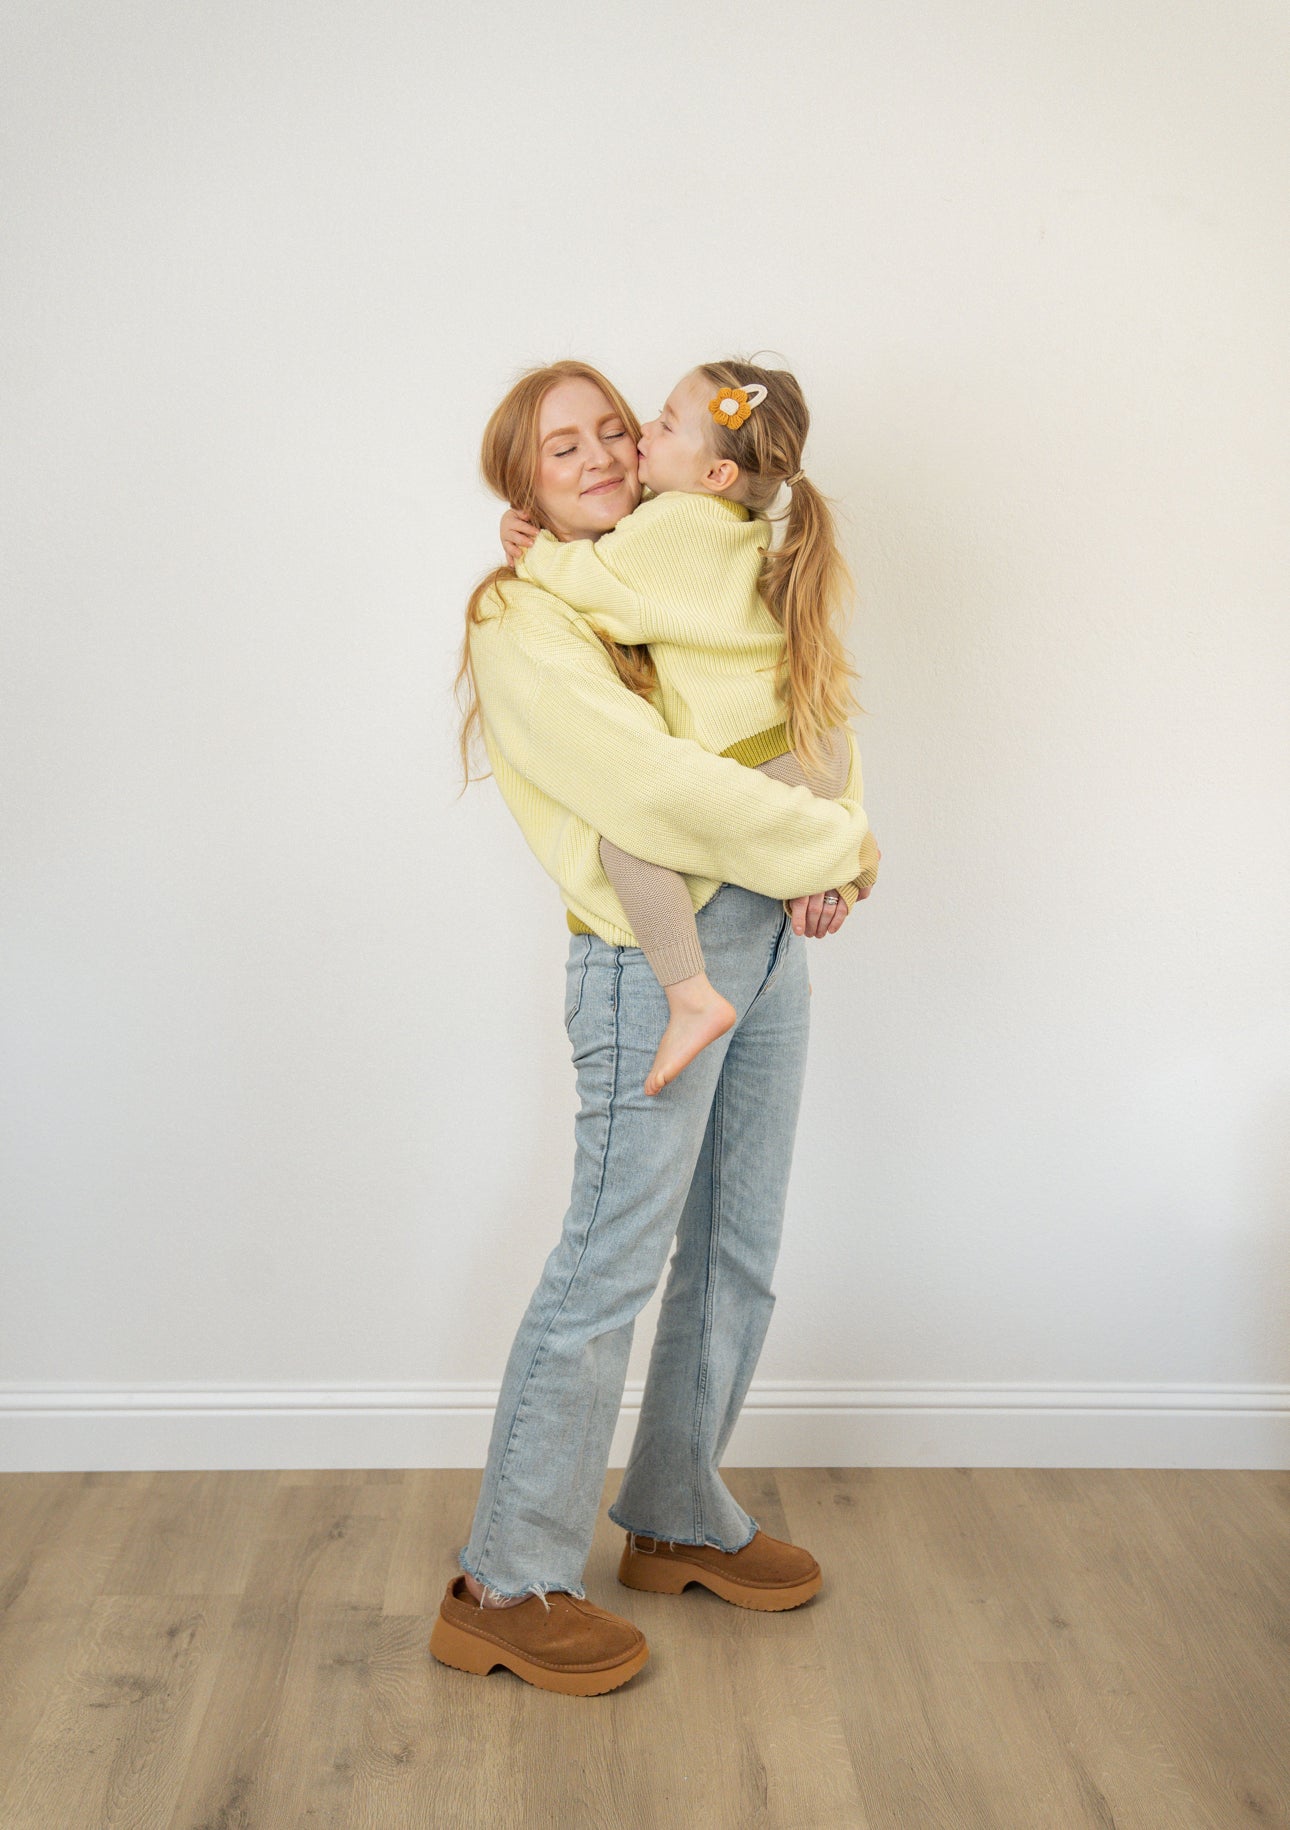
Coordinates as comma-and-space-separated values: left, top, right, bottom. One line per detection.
516, 526, 649, 645
514, 492, 724, 648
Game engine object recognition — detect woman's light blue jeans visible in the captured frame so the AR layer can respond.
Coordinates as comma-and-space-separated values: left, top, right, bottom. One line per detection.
458, 882, 812, 1605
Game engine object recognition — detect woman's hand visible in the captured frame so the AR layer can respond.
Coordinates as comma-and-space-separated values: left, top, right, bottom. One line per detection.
788, 840, 880, 937
787, 891, 851, 938
501, 507, 539, 567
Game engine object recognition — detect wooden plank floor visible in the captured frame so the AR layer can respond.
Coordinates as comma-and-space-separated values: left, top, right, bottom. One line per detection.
0, 1467, 1286, 1829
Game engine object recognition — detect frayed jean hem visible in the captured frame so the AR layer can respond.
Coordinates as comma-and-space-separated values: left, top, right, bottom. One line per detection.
607, 1509, 759, 1554
456, 1547, 586, 1610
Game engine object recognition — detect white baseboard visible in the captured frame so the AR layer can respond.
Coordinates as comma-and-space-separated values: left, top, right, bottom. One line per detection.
2, 1381, 1287, 1473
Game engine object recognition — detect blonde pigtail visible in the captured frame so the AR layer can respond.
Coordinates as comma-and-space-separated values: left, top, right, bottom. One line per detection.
699, 358, 867, 787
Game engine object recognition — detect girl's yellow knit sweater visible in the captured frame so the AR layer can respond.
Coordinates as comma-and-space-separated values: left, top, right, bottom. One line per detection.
467, 572, 876, 950
517, 491, 794, 754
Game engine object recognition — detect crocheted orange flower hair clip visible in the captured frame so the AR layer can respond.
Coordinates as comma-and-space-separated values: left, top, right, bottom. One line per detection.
707, 382, 768, 429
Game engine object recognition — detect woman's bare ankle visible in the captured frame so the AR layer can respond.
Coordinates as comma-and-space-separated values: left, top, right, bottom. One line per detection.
463, 1570, 523, 1608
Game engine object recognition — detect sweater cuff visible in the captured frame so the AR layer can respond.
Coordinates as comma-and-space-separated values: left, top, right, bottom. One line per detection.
645, 930, 708, 987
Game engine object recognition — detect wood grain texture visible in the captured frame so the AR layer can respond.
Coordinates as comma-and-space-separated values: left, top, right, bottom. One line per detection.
0, 1467, 1285, 1829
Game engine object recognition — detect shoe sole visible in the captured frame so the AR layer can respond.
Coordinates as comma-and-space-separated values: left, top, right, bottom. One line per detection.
617, 1545, 821, 1611
428, 1613, 649, 1696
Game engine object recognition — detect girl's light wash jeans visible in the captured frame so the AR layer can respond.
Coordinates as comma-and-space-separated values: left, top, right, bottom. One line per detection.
458, 882, 812, 1605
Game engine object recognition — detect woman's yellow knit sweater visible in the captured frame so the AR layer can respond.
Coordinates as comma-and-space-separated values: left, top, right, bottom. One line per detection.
467, 567, 877, 951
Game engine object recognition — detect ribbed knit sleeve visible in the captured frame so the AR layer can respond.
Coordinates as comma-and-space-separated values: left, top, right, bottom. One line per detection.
515, 528, 650, 645
830, 827, 882, 911
514, 492, 769, 652
468, 582, 873, 901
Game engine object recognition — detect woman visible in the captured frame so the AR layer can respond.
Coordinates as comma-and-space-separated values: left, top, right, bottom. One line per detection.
429, 361, 878, 1697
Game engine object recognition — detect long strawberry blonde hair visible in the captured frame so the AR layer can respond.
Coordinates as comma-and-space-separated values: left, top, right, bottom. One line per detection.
452, 360, 658, 797
700, 358, 866, 782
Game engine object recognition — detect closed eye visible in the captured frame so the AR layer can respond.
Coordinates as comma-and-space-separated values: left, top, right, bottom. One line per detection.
557, 433, 626, 457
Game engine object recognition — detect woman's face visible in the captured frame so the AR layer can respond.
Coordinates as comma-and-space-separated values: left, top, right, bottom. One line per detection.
533, 377, 641, 540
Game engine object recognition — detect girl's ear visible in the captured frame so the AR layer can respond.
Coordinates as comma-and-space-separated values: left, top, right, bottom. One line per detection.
699, 457, 740, 494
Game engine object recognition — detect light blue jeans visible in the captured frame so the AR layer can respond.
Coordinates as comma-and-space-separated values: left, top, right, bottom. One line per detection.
458, 882, 812, 1604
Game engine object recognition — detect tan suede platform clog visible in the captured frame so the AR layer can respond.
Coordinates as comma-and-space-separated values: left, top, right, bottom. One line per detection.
617, 1527, 822, 1610
429, 1575, 649, 1696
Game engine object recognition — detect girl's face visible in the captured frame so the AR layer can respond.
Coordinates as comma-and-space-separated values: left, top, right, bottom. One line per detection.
638, 369, 725, 495
533, 377, 641, 541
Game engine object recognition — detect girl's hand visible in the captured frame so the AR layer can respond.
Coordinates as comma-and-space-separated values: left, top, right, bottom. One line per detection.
788, 890, 851, 938
501, 507, 539, 567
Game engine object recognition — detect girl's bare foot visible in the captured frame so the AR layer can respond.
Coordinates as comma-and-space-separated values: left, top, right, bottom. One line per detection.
463, 1571, 524, 1608
645, 973, 737, 1096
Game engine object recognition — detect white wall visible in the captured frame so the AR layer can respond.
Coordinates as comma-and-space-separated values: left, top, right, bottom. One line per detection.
3, 1, 1287, 1471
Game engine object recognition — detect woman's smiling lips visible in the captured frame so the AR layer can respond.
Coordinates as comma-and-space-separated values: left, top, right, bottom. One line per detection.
581, 476, 625, 497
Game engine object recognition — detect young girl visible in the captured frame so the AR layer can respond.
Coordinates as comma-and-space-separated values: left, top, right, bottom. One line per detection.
502, 358, 880, 1097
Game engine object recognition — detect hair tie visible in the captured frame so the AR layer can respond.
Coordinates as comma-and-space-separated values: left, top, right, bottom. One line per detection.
785, 469, 806, 486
